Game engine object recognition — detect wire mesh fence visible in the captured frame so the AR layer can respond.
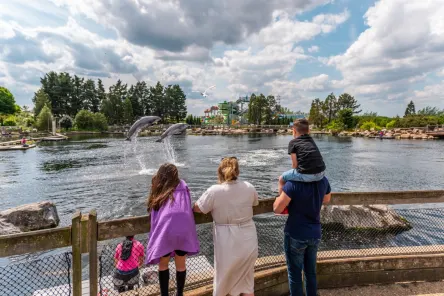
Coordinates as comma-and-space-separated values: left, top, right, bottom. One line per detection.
1, 207, 443, 295
96, 207, 444, 295
0, 252, 72, 296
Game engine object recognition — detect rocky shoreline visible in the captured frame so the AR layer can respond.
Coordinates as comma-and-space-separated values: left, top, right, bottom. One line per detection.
338, 128, 438, 140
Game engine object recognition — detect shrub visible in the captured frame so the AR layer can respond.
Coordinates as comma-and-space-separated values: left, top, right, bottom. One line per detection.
360, 121, 376, 131
59, 116, 73, 130
3, 115, 17, 126
327, 120, 344, 134
92, 113, 108, 131
386, 120, 396, 129
75, 110, 95, 130
36, 105, 53, 131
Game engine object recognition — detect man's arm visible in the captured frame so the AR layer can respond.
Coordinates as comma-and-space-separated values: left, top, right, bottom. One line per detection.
323, 193, 331, 204
290, 153, 298, 169
273, 191, 291, 214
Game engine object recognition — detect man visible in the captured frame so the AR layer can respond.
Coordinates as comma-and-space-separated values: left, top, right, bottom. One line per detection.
273, 177, 331, 296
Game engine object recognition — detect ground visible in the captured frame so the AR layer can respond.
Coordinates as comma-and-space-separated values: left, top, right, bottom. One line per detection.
319, 281, 444, 296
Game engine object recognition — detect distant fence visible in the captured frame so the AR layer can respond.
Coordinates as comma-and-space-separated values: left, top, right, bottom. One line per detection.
1, 190, 444, 296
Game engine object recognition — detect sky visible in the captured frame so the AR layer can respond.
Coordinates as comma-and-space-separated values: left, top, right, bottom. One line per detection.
1, 0, 444, 116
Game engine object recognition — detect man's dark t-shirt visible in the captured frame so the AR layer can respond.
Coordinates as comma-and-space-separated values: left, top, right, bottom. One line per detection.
283, 177, 331, 240
288, 134, 325, 174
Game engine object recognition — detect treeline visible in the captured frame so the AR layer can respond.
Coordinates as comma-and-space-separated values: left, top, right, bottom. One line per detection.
185, 115, 202, 125
32, 72, 187, 129
309, 94, 444, 131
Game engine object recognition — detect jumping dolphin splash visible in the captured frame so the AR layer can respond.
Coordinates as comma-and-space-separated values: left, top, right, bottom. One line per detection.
155, 123, 189, 142
125, 116, 161, 141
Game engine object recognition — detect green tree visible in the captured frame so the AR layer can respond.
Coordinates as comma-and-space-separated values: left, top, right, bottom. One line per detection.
149, 82, 166, 119
128, 84, 144, 119
59, 115, 73, 130
337, 108, 354, 129
168, 84, 187, 122
417, 106, 443, 116
92, 113, 108, 131
309, 98, 326, 128
386, 120, 396, 129
337, 93, 361, 114
70, 75, 85, 116
96, 79, 106, 108
74, 110, 95, 130
33, 89, 52, 117
101, 93, 123, 125
322, 93, 338, 123
83, 79, 99, 112
360, 121, 377, 131
36, 105, 53, 131
123, 97, 134, 124
404, 100, 416, 117
0, 86, 16, 115
3, 115, 17, 126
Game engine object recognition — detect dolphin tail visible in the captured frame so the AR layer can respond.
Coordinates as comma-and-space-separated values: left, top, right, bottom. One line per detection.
155, 138, 163, 143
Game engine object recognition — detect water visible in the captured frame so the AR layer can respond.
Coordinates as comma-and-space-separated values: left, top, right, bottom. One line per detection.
1, 134, 444, 224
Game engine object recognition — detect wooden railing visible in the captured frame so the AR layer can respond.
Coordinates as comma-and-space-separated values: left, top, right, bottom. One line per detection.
1, 190, 444, 296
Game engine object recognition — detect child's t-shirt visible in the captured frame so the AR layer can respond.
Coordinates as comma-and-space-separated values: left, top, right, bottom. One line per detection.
114, 239, 145, 271
288, 134, 325, 174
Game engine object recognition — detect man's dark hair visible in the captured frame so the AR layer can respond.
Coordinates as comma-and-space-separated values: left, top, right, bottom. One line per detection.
293, 119, 309, 134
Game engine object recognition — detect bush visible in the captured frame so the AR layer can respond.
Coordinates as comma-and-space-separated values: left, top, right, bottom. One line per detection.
360, 121, 377, 131
327, 120, 345, 134
74, 110, 108, 131
59, 116, 73, 130
3, 115, 17, 126
92, 113, 108, 131
386, 120, 396, 129
36, 105, 53, 131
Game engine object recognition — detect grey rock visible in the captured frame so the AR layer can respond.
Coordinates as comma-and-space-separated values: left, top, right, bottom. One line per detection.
0, 201, 60, 235
321, 205, 411, 233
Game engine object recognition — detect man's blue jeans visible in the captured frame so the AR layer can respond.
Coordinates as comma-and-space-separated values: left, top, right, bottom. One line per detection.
284, 234, 320, 296
281, 169, 325, 182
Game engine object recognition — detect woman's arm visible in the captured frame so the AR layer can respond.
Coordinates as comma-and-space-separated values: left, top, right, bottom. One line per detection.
193, 203, 203, 213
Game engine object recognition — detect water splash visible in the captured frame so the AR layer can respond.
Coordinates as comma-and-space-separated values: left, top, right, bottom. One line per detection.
162, 137, 185, 166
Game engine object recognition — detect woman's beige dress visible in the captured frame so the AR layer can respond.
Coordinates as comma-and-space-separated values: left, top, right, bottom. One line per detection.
196, 180, 259, 296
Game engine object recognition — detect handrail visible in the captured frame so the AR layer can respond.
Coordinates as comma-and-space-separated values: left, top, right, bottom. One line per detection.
1, 190, 444, 258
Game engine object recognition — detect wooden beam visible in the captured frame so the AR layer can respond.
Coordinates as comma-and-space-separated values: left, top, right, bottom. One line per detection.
0, 227, 71, 257
88, 210, 98, 296
71, 211, 82, 296
98, 215, 150, 241
330, 190, 444, 205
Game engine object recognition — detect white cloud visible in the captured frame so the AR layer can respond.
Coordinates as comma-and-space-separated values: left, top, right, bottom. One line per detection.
308, 46, 320, 53
410, 81, 444, 108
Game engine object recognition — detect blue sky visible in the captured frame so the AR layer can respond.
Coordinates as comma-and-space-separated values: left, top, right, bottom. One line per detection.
1, 0, 444, 116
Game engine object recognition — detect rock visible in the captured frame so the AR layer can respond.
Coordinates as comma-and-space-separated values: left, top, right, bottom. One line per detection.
0, 201, 59, 235
400, 134, 411, 139
321, 205, 411, 233
413, 135, 423, 139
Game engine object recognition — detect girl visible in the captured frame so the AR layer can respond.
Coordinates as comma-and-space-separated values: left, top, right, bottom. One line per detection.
145, 163, 199, 296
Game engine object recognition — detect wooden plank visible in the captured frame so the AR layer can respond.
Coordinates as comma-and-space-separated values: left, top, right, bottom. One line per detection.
0, 227, 71, 257
330, 190, 444, 205
80, 214, 89, 253
72, 211, 82, 296
88, 210, 98, 296
98, 215, 150, 241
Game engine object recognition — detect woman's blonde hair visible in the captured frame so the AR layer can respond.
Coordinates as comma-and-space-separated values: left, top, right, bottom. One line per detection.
218, 157, 239, 183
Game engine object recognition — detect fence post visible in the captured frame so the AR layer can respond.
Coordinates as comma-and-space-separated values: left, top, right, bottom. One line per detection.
72, 211, 82, 296
89, 210, 98, 296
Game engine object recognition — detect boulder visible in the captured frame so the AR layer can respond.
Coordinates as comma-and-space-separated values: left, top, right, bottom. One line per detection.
400, 133, 411, 139
0, 201, 59, 235
321, 205, 411, 233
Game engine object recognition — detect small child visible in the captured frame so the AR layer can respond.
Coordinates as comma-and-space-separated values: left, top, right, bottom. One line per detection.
278, 119, 326, 197
113, 235, 145, 293
145, 163, 199, 296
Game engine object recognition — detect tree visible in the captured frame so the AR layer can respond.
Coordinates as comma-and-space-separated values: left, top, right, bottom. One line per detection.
74, 110, 95, 130
59, 115, 73, 130
33, 89, 52, 117
417, 106, 443, 116
0, 86, 16, 115
309, 98, 326, 128
123, 97, 134, 124
70, 75, 85, 117
168, 85, 187, 122
322, 93, 338, 123
83, 79, 99, 112
92, 113, 108, 131
127, 84, 143, 119
36, 105, 53, 131
337, 93, 361, 114
101, 93, 123, 125
404, 101, 416, 117
337, 108, 354, 129
149, 82, 165, 119
96, 79, 106, 108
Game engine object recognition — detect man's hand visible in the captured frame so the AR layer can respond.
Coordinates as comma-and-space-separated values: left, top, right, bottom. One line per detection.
323, 193, 331, 204
273, 191, 291, 214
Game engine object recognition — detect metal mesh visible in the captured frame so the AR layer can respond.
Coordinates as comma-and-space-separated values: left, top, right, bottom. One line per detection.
0, 252, 72, 296
96, 207, 444, 295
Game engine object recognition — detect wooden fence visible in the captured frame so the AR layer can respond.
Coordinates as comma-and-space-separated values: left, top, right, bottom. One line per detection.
1, 190, 444, 296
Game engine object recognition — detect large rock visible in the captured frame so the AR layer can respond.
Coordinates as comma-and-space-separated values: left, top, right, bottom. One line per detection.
321, 205, 411, 233
0, 201, 59, 235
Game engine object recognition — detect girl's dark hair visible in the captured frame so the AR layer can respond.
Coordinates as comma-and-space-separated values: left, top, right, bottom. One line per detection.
147, 163, 180, 211
120, 236, 134, 261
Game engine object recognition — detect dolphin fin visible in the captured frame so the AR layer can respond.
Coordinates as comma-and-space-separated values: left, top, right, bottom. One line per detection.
155, 139, 163, 143
125, 138, 131, 141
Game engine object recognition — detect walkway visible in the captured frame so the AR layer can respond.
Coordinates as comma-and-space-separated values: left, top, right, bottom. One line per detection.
319, 281, 444, 296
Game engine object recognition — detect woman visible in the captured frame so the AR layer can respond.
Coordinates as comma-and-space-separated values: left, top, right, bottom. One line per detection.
145, 163, 199, 296
113, 235, 145, 293
194, 157, 259, 296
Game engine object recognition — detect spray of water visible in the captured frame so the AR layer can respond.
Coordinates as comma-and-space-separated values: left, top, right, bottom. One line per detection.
163, 136, 177, 163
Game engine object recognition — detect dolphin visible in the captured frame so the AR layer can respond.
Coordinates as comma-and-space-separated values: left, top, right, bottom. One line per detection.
125, 116, 161, 141
155, 123, 189, 142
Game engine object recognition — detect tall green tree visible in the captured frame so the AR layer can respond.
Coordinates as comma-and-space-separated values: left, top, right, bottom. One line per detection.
323, 93, 338, 123
127, 83, 144, 118
337, 93, 361, 114
123, 97, 134, 124
0, 86, 17, 115
96, 79, 106, 108
32, 89, 52, 117
404, 101, 416, 117
70, 75, 85, 117
337, 108, 354, 129
83, 79, 99, 112
149, 82, 166, 119
417, 106, 443, 116
309, 98, 326, 128
36, 105, 53, 131
167, 84, 187, 122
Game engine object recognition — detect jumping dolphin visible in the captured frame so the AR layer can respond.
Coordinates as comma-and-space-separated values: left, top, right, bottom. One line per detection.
155, 123, 189, 142
125, 116, 161, 141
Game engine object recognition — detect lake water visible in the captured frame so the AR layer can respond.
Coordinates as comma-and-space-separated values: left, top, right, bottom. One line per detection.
1, 134, 444, 224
